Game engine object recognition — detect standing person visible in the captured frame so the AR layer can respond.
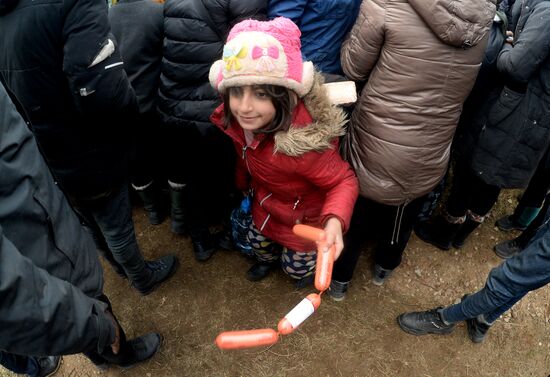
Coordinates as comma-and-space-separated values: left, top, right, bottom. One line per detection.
109, 0, 166, 226
267, 0, 361, 75
209, 17, 359, 287
415, 0, 550, 252
327, 0, 496, 299
397, 205, 550, 344
0, 0, 178, 294
158, 0, 267, 261
0, 82, 161, 374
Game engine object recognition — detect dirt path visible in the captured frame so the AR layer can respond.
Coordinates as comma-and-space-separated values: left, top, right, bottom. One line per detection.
3, 190, 550, 377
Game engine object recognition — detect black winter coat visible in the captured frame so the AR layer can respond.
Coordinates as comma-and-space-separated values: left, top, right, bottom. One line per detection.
0, 83, 115, 356
0, 0, 138, 199
158, 0, 266, 129
461, 0, 550, 188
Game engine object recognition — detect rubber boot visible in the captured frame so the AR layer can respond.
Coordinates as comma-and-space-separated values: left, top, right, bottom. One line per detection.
452, 217, 482, 248
168, 181, 187, 235
414, 215, 463, 251
132, 181, 164, 225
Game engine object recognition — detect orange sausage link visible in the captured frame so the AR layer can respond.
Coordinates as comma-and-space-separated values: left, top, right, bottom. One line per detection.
216, 329, 279, 350
315, 244, 335, 291
277, 293, 322, 335
293, 224, 325, 243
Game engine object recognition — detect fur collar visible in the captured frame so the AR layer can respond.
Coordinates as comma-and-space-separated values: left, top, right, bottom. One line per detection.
273, 72, 348, 157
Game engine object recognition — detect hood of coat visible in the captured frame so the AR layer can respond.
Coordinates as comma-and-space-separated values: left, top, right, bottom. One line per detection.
408, 0, 496, 48
0, 0, 19, 14
274, 72, 348, 156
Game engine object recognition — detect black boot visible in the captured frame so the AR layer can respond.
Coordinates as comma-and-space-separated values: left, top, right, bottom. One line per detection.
168, 183, 187, 235
132, 255, 179, 295
97, 333, 163, 370
246, 261, 277, 281
415, 215, 463, 251
191, 229, 218, 262
452, 217, 481, 249
133, 182, 164, 225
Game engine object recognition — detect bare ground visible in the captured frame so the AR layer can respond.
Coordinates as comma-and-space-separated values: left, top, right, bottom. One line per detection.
3, 190, 550, 377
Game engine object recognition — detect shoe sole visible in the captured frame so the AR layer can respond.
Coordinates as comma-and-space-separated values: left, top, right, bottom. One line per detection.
372, 278, 384, 286
138, 259, 180, 296
397, 315, 455, 336
327, 293, 346, 302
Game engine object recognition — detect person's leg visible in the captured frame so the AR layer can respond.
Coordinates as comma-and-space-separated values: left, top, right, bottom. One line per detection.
442, 221, 550, 324
130, 112, 164, 225
373, 195, 426, 283
88, 186, 178, 294
415, 164, 473, 250
452, 177, 501, 248
331, 196, 369, 283
71, 204, 127, 278
0, 352, 39, 376
280, 247, 317, 288
246, 221, 282, 281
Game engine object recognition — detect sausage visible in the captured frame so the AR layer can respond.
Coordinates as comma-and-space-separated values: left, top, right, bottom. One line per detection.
293, 224, 325, 243
315, 244, 335, 291
277, 293, 321, 335
216, 328, 279, 350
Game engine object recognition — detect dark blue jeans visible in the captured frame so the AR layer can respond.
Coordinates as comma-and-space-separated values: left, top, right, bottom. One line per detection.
442, 207, 550, 324
72, 185, 146, 282
0, 352, 38, 377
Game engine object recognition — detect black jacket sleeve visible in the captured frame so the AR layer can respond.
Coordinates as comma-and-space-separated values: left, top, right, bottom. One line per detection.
61, 0, 137, 116
0, 225, 115, 356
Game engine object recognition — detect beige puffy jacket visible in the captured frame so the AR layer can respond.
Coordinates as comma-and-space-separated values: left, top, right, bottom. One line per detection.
341, 0, 496, 206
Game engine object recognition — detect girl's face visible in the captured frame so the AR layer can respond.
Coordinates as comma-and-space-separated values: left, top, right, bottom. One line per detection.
228, 86, 276, 131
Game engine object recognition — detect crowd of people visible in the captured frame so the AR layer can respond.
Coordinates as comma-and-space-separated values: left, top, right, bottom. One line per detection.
0, 0, 549, 376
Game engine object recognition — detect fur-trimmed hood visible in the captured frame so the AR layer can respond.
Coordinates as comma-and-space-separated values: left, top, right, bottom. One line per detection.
273, 72, 348, 156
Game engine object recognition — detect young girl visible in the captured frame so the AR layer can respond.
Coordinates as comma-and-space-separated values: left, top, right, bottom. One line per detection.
209, 17, 359, 287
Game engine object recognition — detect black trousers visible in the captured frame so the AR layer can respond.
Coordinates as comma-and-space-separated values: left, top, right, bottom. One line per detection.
514, 150, 550, 214
332, 195, 426, 282
446, 162, 501, 218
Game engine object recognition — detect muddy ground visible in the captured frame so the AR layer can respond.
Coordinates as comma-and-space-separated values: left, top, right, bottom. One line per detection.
2, 190, 550, 377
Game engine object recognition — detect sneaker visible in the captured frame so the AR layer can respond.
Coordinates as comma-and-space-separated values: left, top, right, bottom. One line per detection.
133, 255, 179, 295
294, 274, 314, 289
327, 280, 349, 301
372, 264, 393, 286
495, 215, 526, 232
115, 333, 163, 369
397, 308, 455, 336
494, 239, 523, 259
246, 262, 276, 281
37, 356, 61, 377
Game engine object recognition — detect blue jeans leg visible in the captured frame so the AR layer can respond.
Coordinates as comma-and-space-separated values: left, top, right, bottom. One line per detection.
0, 352, 39, 377
442, 214, 550, 324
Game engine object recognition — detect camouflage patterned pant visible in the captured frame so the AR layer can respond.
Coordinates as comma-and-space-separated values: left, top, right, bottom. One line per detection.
247, 220, 316, 280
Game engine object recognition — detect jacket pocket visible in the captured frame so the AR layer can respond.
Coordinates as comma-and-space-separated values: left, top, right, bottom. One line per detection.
33, 189, 76, 268
487, 86, 524, 126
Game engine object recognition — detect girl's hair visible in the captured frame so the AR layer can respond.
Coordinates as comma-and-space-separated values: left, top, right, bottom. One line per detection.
223, 85, 297, 134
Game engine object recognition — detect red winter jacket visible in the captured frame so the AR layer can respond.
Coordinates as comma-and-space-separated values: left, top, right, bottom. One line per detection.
211, 74, 358, 251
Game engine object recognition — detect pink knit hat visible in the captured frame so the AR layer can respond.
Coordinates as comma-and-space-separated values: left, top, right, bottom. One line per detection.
209, 17, 315, 97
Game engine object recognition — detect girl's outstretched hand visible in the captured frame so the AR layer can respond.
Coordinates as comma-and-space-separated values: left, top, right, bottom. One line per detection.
322, 217, 344, 260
